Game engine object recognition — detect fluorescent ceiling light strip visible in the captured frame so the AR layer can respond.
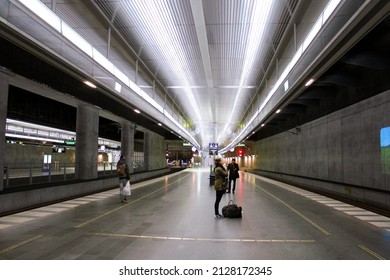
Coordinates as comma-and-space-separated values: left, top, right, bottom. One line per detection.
7, 119, 120, 146
190, 0, 213, 88
323, 0, 341, 22
131, 1, 203, 139
139, 89, 164, 113
220, 111, 258, 154
17, 0, 61, 32
61, 22, 93, 57
131, 1, 203, 123
113, 67, 130, 87
7, 119, 75, 135
84, 81, 96, 88
184, 88, 202, 122
164, 110, 199, 148
221, 0, 274, 143
129, 80, 141, 94
93, 48, 114, 74
21, 128, 36, 133
38, 131, 49, 137
302, 15, 323, 52
225, 0, 342, 151
16, 0, 187, 139
98, 137, 120, 146
6, 133, 65, 144
164, 111, 181, 131
7, 125, 23, 132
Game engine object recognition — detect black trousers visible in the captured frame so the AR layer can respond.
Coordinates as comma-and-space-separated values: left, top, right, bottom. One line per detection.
228, 177, 237, 193
214, 190, 225, 215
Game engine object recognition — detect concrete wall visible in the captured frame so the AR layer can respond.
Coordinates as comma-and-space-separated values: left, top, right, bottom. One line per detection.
252, 89, 390, 212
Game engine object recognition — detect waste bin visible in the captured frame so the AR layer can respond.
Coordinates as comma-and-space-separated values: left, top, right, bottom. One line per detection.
209, 173, 215, 185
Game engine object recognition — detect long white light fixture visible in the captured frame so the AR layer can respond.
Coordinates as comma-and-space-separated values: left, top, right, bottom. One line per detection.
83, 81, 97, 88
15, 0, 199, 149
6, 118, 75, 136
6, 119, 75, 143
126, 1, 203, 131
6, 119, 122, 148
5, 133, 66, 143
219, 0, 274, 144
220, 0, 342, 154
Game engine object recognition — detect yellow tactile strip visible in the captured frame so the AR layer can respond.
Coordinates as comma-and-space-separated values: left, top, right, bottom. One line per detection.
90, 232, 316, 243
252, 175, 390, 233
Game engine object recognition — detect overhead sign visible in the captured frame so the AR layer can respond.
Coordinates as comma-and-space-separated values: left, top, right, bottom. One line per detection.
209, 143, 218, 150
209, 142, 218, 155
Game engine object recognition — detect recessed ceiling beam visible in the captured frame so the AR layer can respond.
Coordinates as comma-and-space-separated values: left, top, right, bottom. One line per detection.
189, 0, 213, 88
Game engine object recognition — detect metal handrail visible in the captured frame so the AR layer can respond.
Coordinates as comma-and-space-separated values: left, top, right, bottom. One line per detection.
2, 161, 145, 188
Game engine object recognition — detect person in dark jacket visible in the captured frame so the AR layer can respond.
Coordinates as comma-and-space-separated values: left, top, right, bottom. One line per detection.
227, 158, 239, 193
117, 155, 130, 203
213, 158, 228, 218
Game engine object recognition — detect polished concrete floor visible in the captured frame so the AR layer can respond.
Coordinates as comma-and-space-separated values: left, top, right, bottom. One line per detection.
0, 168, 390, 260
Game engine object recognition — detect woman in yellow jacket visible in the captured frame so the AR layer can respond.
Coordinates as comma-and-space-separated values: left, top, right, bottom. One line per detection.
214, 158, 228, 218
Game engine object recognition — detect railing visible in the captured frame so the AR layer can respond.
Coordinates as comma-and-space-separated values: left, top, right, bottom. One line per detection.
2, 161, 146, 188
3, 162, 77, 188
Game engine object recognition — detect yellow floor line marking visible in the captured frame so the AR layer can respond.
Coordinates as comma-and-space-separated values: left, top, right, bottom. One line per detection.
90, 232, 316, 243
167, 237, 181, 240
182, 237, 197, 241
358, 244, 386, 260
0, 235, 43, 255
75, 174, 190, 228
254, 184, 331, 236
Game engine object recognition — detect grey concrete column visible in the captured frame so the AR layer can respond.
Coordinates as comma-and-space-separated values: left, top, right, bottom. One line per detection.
120, 121, 135, 173
0, 72, 9, 191
75, 104, 99, 180
144, 130, 152, 171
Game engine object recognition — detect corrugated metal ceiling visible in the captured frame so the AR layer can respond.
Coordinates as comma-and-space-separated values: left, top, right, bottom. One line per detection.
4, 0, 340, 151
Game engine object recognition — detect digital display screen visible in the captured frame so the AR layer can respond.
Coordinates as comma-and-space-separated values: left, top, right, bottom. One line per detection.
380, 127, 390, 174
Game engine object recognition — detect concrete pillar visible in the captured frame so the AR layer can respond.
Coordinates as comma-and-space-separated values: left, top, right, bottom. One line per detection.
75, 104, 99, 180
0, 72, 9, 191
144, 130, 151, 171
120, 121, 135, 173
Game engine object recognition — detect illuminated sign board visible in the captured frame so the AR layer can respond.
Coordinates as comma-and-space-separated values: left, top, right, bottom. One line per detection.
209, 143, 218, 150
209, 142, 218, 155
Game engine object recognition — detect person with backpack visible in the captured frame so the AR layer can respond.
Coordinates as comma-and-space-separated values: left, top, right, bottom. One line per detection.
117, 155, 130, 203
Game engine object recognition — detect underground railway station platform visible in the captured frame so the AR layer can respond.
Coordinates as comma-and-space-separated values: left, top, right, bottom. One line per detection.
1, 168, 389, 260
